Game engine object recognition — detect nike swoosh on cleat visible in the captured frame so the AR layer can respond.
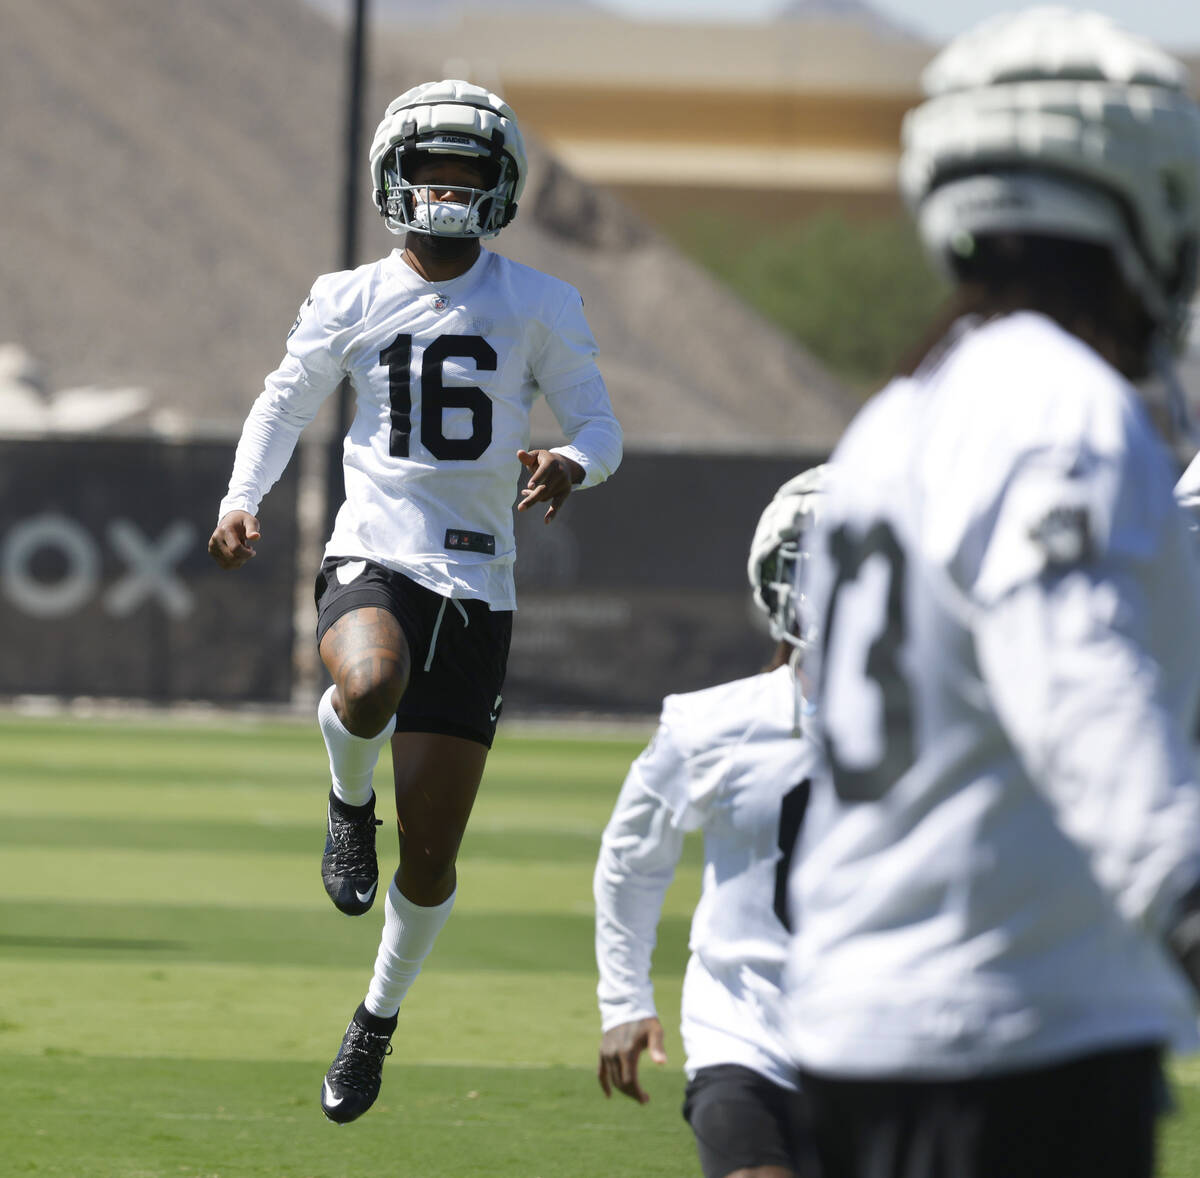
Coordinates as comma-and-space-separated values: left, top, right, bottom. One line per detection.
323, 1079, 343, 1108
356, 881, 377, 904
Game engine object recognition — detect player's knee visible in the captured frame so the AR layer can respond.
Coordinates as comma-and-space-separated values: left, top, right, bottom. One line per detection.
338, 673, 404, 737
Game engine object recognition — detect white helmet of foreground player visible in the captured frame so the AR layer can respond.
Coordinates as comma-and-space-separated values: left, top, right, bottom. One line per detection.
369, 79, 528, 239
900, 7, 1200, 347
748, 466, 827, 651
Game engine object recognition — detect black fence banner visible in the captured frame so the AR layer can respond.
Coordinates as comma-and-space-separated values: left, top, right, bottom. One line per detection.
507, 451, 825, 715
0, 438, 298, 702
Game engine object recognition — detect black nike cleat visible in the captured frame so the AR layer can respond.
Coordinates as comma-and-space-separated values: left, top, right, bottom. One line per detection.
322, 790, 382, 915
321, 1003, 397, 1124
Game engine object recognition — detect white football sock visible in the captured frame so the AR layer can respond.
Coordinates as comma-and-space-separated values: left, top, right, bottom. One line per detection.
364, 881, 456, 1018
318, 684, 395, 808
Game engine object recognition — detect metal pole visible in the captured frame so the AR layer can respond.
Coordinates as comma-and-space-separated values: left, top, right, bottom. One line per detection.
327, 0, 369, 539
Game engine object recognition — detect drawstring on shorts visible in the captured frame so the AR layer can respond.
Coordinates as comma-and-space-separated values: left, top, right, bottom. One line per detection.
423, 597, 470, 672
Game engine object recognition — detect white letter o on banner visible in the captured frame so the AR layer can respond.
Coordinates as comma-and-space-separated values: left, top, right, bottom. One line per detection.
1, 514, 101, 618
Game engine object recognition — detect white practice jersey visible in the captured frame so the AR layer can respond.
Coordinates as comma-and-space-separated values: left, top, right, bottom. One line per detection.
218, 248, 622, 609
594, 664, 823, 1090
785, 312, 1200, 1080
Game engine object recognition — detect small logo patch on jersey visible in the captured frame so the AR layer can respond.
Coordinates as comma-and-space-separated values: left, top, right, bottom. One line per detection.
336, 560, 368, 585
444, 529, 495, 555
1029, 505, 1092, 567
431, 294, 449, 312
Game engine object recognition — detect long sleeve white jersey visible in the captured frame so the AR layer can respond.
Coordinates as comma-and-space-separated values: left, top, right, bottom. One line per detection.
218, 248, 622, 610
785, 311, 1200, 1080
594, 664, 823, 1090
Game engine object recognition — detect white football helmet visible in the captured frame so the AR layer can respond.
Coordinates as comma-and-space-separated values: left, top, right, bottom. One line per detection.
899, 7, 1200, 345
748, 466, 827, 649
369, 79, 527, 239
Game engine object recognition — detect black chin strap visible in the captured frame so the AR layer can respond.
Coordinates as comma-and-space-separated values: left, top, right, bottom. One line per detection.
488, 128, 517, 228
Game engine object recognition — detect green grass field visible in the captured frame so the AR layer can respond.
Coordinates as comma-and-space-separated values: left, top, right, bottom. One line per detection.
2, 711, 1200, 1177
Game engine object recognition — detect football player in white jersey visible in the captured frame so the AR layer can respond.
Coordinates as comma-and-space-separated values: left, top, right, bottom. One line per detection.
207, 80, 622, 1123
594, 469, 826, 1178
782, 10, 1200, 1177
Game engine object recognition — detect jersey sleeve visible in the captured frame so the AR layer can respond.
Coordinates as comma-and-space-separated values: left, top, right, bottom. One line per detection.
217, 276, 354, 520
970, 445, 1133, 605
976, 565, 1200, 935
546, 373, 623, 490
970, 417, 1200, 935
531, 285, 602, 395
593, 718, 691, 1031
531, 288, 621, 490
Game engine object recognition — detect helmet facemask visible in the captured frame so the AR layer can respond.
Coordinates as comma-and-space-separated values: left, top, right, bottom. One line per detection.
748, 466, 827, 657
757, 537, 814, 653
379, 141, 516, 239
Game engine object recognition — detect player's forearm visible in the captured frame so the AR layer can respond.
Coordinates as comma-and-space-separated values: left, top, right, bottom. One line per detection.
544, 375, 622, 488
217, 388, 312, 519
592, 739, 686, 1024
594, 856, 664, 1029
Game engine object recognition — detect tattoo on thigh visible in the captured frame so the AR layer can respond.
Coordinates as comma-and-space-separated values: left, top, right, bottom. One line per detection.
321, 608, 409, 691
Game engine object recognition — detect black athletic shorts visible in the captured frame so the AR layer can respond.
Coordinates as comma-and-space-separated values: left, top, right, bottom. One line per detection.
682, 1063, 820, 1178
798, 1042, 1164, 1178
314, 556, 512, 748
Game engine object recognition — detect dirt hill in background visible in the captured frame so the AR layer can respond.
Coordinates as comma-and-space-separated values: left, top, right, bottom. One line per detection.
0, 0, 855, 451
0, 0, 348, 432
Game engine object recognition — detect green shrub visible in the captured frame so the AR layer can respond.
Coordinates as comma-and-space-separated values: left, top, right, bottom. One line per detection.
666, 209, 950, 396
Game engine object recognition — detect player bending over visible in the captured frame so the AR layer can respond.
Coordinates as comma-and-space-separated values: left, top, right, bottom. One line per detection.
594, 470, 826, 1178
208, 79, 621, 1124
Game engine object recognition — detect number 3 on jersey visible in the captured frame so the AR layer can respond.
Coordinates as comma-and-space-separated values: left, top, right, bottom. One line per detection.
820, 520, 916, 803
381, 333, 496, 461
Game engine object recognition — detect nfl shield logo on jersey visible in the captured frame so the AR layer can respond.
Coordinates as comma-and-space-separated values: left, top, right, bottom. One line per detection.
431, 294, 449, 312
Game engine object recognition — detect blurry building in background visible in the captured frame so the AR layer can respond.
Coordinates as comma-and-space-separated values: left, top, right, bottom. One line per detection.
372, 5, 932, 224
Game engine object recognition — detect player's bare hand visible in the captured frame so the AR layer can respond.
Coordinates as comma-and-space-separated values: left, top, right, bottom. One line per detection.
517, 448, 583, 524
207, 510, 261, 570
597, 1016, 667, 1104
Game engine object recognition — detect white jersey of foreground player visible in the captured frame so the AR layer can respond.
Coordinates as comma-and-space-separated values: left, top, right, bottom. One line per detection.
218, 248, 622, 610
595, 664, 822, 1091
786, 310, 1200, 1080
